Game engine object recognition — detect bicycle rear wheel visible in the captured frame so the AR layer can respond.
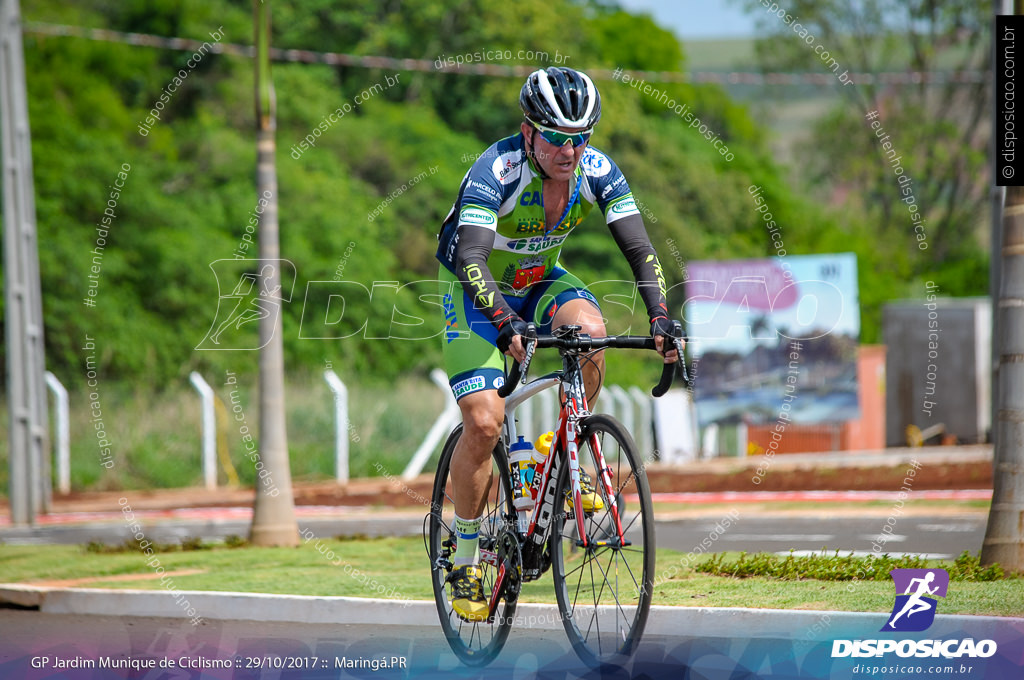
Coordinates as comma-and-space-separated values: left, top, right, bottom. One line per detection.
550, 414, 654, 668
426, 425, 517, 666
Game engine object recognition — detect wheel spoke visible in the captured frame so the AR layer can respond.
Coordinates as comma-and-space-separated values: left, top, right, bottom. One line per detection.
551, 416, 653, 667
428, 427, 515, 666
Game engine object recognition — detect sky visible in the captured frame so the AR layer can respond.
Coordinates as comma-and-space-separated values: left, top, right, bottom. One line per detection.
616, 0, 757, 40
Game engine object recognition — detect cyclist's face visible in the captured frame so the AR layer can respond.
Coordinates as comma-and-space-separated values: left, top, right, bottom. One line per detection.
522, 122, 588, 182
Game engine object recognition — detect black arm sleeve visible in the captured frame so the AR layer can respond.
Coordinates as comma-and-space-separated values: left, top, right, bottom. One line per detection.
453, 224, 520, 330
608, 213, 669, 321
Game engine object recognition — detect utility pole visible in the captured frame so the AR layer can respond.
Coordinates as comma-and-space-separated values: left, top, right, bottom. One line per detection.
1, 0, 50, 524
249, 0, 298, 546
982, 0, 1024, 572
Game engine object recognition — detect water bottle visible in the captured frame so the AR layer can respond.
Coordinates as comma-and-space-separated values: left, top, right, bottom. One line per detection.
530, 431, 554, 502
508, 436, 536, 511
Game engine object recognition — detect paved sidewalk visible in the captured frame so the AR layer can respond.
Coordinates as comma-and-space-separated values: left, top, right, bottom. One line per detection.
1, 583, 1019, 638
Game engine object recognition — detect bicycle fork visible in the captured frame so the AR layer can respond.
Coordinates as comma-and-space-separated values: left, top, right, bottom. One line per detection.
587, 430, 629, 549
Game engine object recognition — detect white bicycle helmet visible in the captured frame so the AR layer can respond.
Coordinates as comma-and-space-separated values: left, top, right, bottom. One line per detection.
519, 67, 602, 129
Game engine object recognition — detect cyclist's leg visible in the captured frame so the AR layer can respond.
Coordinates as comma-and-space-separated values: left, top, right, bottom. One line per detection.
525, 266, 606, 403
450, 390, 503, 521
439, 267, 514, 620
439, 267, 511, 517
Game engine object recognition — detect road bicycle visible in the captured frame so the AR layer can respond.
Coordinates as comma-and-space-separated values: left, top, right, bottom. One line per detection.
424, 322, 686, 668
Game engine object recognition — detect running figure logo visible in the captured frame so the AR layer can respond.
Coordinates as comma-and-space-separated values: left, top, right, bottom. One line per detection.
197, 259, 295, 350
882, 568, 949, 632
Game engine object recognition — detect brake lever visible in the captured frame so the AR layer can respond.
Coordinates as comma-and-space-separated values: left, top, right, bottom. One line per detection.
520, 334, 537, 384
653, 321, 688, 397
671, 322, 692, 387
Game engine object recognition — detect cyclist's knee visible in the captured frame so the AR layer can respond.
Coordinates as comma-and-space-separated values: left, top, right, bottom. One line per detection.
583, 318, 607, 339
459, 393, 503, 442
572, 311, 606, 344
465, 412, 502, 442
552, 299, 605, 338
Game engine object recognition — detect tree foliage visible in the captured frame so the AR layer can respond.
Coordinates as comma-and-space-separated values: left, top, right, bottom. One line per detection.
1, 0, 977, 392
739, 0, 990, 292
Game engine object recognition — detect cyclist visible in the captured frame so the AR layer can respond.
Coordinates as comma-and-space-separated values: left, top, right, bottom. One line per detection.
435, 66, 681, 622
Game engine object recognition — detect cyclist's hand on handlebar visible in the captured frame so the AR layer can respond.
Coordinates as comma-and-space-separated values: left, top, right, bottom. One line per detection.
507, 335, 527, 363
651, 317, 684, 363
497, 318, 529, 363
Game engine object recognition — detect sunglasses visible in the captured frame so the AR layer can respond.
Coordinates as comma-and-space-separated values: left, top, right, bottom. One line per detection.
531, 122, 592, 148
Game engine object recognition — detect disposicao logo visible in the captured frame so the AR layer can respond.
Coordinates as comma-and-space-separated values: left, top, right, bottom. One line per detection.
883, 568, 948, 632
831, 568, 998, 660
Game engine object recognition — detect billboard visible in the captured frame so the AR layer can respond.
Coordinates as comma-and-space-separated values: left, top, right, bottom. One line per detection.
684, 253, 860, 427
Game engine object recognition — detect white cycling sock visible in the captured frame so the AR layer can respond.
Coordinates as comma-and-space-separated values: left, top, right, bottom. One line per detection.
452, 513, 482, 567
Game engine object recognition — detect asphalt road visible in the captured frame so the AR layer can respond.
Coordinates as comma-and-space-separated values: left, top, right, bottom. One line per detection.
0, 511, 986, 560
655, 513, 985, 560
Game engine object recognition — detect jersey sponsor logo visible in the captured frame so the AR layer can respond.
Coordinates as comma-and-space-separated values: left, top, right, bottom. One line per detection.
504, 234, 567, 252
652, 260, 667, 297
600, 174, 626, 199
442, 293, 459, 343
519, 191, 543, 207
607, 195, 638, 219
492, 153, 526, 184
515, 218, 545, 234
514, 215, 578, 236
444, 226, 460, 263
510, 255, 547, 290
469, 180, 500, 201
463, 263, 495, 308
580, 149, 612, 177
493, 376, 505, 390
452, 375, 486, 398
460, 206, 497, 227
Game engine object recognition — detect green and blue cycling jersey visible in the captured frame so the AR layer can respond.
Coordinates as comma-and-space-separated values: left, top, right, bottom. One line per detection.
436, 133, 642, 295
435, 132, 668, 400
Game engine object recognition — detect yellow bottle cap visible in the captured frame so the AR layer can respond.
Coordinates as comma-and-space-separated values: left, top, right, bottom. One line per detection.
534, 431, 554, 456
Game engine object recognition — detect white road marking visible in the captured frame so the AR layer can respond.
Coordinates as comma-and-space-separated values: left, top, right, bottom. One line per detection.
858, 534, 908, 542
724, 534, 835, 542
917, 523, 980, 532
779, 550, 953, 559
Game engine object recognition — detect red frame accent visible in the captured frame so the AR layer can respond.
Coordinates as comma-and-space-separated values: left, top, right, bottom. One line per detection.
521, 388, 629, 548
488, 562, 507, 618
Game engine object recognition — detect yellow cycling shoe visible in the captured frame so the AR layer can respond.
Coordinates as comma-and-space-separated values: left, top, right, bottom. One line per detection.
448, 565, 488, 622
565, 469, 605, 513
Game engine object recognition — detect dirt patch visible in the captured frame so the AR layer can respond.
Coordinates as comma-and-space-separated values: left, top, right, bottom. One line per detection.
27, 568, 206, 588
645, 461, 992, 495
11, 455, 991, 517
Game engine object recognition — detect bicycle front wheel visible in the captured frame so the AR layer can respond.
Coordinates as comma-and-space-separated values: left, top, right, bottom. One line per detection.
427, 425, 517, 666
550, 413, 655, 668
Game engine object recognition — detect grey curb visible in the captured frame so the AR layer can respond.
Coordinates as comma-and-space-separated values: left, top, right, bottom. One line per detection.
1, 585, 1019, 638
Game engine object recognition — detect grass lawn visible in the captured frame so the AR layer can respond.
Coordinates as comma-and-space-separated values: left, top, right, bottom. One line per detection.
0, 538, 1019, 617
652, 550, 1021, 617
